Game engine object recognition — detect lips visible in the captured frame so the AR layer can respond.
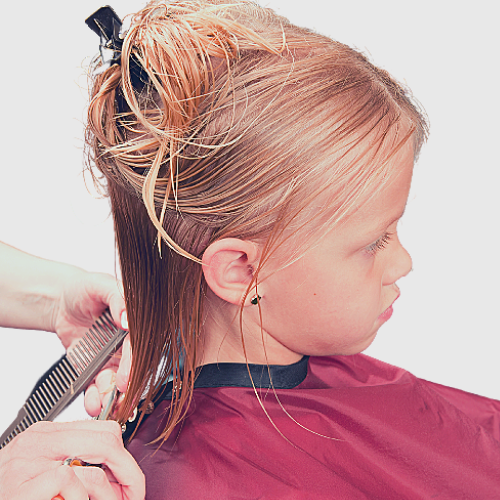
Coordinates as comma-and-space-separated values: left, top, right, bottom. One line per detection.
378, 294, 400, 322
378, 305, 394, 322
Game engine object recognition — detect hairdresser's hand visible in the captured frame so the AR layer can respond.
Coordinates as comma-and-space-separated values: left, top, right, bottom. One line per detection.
51, 269, 127, 350
84, 337, 132, 417
0, 242, 131, 415
49, 267, 133, 417
0, 243, 127, 340
0, 420, 145, 500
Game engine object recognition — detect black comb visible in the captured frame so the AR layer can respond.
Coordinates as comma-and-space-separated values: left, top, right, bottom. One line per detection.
0, 310, 127, 449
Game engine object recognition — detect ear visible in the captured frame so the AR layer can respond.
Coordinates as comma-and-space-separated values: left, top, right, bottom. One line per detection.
202, 238, 260, 306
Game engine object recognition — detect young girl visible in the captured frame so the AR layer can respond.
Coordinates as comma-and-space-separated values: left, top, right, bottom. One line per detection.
1, 1, 499, 499
84, 0, 499, 497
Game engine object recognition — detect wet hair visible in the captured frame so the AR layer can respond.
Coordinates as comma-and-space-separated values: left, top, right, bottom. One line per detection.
86, 0, 428, 442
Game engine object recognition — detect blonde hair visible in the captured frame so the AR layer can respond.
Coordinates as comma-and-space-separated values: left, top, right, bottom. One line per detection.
86, 0, 427, 443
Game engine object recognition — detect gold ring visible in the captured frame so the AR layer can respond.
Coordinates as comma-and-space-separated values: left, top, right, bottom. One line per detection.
62, 457, 88, 467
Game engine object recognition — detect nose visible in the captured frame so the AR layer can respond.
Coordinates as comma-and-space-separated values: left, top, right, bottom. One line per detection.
383, 236, 412, 286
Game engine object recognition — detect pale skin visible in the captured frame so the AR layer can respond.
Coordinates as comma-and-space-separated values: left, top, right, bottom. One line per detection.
0, 243, 139, 499
0, 242, 132, 412
0, 421, 145, 500
201, 139, 414, 366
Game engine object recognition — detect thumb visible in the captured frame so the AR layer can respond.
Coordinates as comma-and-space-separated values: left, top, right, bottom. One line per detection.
116, 336, 131, 392
106, 280, 127, 331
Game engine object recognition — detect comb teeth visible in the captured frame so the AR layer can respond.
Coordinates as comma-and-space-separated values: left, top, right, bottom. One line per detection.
67, 312, 116, 375
0, 354, 80, 447
0, 310, 127, 450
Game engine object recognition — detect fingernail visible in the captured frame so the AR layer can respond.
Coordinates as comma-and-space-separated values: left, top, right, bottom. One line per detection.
122, 341, 131, 374
116, 338, 131, 391
120, 310, 129, 330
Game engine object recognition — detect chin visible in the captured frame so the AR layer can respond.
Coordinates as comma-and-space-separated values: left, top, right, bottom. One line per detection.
343, 332, 379, 356
298, 329, 380, 358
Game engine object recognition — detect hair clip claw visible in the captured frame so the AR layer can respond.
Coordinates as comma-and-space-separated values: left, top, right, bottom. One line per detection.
85, 6, 123, 73
85, 6, 149, 90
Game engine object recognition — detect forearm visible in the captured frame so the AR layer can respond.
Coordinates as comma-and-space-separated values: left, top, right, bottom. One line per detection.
0, 242, 81, 332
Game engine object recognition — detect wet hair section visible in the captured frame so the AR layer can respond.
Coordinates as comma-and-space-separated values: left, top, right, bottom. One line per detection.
85, 0, 428, 443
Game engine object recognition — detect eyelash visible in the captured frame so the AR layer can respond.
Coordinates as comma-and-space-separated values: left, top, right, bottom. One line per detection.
366, 232, 392, 255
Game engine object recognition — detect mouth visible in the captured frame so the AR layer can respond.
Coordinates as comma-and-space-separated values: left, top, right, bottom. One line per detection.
378, 294, 400, 323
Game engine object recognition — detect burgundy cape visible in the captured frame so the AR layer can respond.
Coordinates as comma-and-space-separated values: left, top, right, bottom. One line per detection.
126, 354, 500, 499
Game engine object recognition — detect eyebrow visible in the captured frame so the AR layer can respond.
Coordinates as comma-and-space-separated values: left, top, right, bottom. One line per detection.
377, 205, 407, 232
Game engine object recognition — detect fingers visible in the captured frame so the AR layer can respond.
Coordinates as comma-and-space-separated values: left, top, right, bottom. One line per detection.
84, 384, 102, 417
84, 335, 131, 416
28, 419, 123, 436
5, 462, 121, 500
72, 465, 119, 500
84, 337, 131, 416
95, 368, 117, 395
116, 337, 131, 392
6, 461, 119, 500
84, 368, 116, 418
55, 272, 127, 349
35, 421, 145, 499
97, 275, 127, 331
47, 466, 89, 500
4, 421, 145, 500
94, 368, 119, 413
120, 310, 129, 330
2, 421, 122, 466
0, 458, 89, 500
77, 272, 127, 331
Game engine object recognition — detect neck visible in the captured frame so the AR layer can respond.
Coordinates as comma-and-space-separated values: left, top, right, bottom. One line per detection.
198, 290, 302, 366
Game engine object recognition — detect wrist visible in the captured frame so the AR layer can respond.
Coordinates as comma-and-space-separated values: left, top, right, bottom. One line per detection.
38, 263, 86, 333
0, 243, 85, 333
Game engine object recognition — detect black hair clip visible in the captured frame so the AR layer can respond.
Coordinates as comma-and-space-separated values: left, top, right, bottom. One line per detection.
85, 6, 149, 92
86, 6, 123, 72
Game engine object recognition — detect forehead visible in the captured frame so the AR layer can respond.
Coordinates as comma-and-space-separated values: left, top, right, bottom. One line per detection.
341, 138, 415, 233
276, 135, 414, 260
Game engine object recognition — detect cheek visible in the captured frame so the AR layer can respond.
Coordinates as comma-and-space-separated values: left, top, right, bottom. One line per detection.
263, 251, 384, 317
260, 268, 384, 356
311, 272, 384, 338
323, 261, 382, 304
275, 266, 381, 327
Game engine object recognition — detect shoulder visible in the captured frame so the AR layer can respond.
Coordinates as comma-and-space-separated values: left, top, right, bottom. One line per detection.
304, 353, 414, 388
126, 354, 500, 498
416, 378, 500, 441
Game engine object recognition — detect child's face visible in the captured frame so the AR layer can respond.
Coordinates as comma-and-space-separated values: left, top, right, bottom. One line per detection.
258, 140, 414, 361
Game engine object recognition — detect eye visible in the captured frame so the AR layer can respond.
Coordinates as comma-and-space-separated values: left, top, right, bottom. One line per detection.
366, 232, 392, 255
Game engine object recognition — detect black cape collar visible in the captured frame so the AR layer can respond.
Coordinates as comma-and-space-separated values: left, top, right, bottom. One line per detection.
157, 356, 309, 402
123, 357, 309, 443
193, 355, 309, 390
